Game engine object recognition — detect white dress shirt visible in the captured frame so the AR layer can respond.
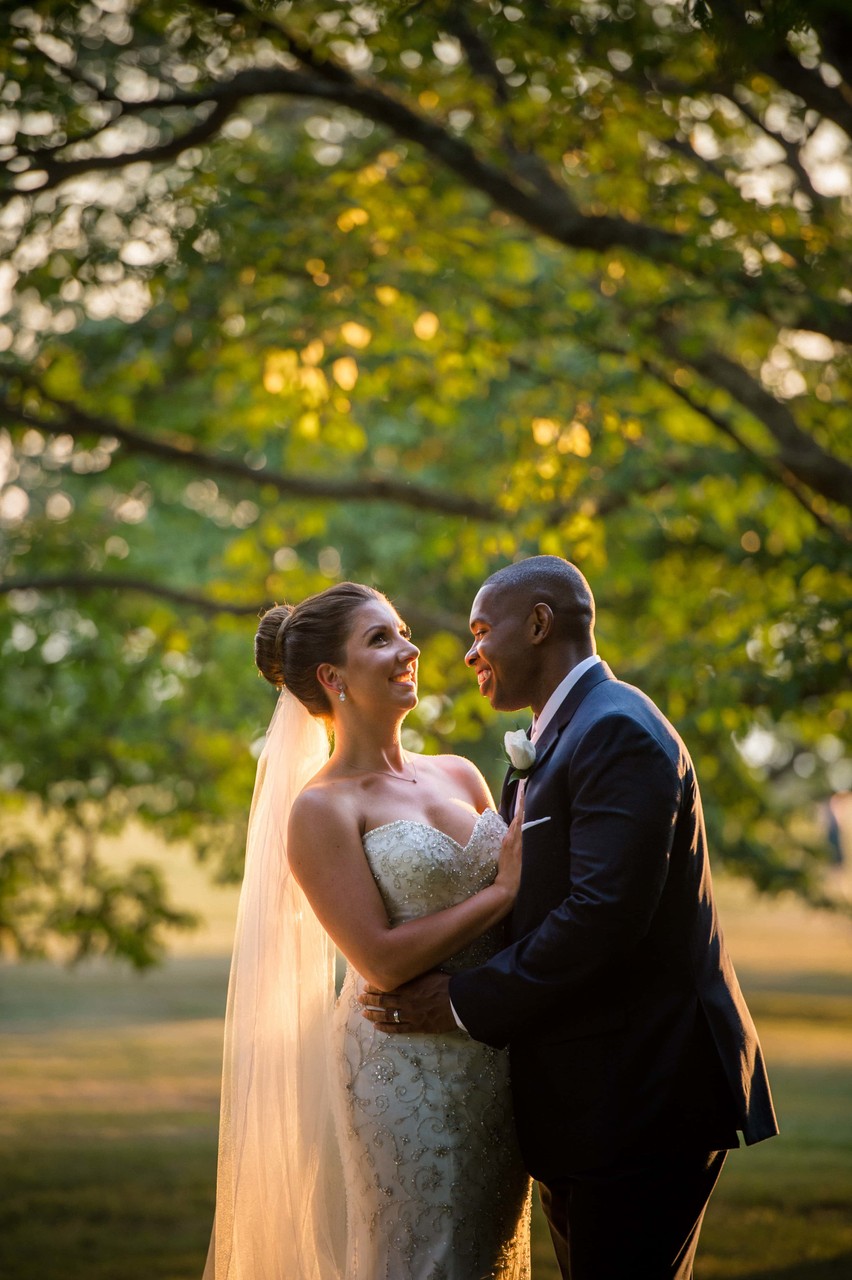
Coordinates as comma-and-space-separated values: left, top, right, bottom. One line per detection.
450, 653, 602, 1031
530, 653, 602, 743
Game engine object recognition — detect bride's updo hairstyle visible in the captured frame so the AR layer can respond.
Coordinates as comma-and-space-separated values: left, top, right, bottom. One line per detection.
255, 581, 386, 716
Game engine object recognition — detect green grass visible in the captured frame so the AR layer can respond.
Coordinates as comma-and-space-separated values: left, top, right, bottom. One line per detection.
0, 958, 227, 1280
1, 867, 851, 1278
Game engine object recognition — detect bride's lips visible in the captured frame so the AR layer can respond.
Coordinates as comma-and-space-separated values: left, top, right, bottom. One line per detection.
390, 667, 416, 686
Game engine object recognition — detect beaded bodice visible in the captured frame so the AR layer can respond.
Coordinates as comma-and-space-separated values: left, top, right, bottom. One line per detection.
361, 808, 508, 971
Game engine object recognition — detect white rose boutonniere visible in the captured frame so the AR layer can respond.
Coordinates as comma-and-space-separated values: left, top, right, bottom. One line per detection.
504, 729, 536, 781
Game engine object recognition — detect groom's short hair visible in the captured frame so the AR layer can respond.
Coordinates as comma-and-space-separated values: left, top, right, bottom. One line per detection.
484, 556, 595, 642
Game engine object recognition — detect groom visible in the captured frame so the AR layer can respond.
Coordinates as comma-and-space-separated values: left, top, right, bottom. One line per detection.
362, 555, 777, 1278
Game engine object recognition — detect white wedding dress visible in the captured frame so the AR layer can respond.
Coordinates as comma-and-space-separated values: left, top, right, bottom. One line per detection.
204, 694, 530, 1280
331, 808, 531, 1280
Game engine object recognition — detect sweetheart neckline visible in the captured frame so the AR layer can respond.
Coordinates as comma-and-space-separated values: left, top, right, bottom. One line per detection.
362, 808, 500, 852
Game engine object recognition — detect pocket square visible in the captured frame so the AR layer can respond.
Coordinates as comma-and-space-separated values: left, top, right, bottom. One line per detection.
522, 816, 551, 831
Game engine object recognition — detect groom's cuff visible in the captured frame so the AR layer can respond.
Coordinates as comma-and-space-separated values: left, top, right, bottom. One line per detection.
449, 997, 468, 1033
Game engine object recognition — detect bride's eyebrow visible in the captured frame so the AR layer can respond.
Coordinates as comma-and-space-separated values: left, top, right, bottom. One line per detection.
364, 621, 404, 641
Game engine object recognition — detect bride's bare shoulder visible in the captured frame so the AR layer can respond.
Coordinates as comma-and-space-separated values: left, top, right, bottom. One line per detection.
290, 772, 361, 833
422, 752, 493, 809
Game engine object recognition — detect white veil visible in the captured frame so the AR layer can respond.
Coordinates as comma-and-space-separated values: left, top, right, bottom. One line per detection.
203, 690, 346, 1279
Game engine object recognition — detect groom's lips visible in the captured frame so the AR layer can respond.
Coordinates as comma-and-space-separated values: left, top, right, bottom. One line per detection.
476, 667, 493, 694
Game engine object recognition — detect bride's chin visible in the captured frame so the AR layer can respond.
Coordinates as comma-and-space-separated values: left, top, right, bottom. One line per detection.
387, 684, 417, 708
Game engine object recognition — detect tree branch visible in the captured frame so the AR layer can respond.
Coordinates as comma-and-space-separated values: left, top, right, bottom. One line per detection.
639, 356, 851, 539
659, 329, 852, 511
439, 3, 569, 203
11, 49, 850, 345
12, 113, 120, 163
0, 573, 260, 615
0, 384, 500, 521
5, 61, 679, 257
0, 574, 468, 636
758, 46, 852, 142
442, 7, 510, 106
809, 7, 852, 90
0, 374, 696, 531
695, 0, 852, 138
728, 92, 825, 212
2, 100, 236, 205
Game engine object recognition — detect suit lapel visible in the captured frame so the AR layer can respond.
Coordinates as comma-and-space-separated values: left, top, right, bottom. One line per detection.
499, 771, 519, 821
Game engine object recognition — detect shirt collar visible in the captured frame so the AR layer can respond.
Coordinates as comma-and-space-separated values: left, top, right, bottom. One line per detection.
531, 654, 602, 742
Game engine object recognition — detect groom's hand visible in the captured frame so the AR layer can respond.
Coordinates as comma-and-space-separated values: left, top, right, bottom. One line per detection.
359, 972, 458, 1034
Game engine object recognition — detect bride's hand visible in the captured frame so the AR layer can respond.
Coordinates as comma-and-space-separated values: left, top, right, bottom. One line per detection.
493, 799, 524, 901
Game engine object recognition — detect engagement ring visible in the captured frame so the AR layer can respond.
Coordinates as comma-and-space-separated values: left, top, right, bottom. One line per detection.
392, 1009, 401, 1024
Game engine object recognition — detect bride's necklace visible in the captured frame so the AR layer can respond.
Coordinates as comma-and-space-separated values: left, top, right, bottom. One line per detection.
341, 755, 418, 784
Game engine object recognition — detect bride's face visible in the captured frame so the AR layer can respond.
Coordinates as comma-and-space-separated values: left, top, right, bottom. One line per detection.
335, 599, 419, 715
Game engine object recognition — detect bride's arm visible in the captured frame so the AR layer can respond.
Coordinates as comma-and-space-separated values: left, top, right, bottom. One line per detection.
287, 787, 522, 992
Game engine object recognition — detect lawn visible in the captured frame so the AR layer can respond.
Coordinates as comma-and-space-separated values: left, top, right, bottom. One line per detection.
1, 836, 850, 1279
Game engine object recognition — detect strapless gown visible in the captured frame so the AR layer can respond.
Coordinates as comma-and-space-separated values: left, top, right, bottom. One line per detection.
331, 808, 531, 1280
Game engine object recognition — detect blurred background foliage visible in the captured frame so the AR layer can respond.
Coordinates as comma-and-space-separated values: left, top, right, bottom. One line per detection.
0, 0, 849, 966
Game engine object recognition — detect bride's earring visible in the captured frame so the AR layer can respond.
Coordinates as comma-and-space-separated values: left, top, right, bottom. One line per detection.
338, 689, 346, 703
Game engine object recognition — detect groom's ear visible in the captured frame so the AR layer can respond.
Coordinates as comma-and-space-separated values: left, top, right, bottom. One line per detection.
530, 603, 554, 644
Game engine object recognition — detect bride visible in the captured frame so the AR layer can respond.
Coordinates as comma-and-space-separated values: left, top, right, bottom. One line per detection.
203, 581, 531, 1280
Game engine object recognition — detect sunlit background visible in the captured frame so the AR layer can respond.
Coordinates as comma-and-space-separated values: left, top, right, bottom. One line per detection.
1, 1, 850, 1275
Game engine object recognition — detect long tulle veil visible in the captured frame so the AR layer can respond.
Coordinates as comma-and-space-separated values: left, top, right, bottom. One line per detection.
203, 690, 345, 1279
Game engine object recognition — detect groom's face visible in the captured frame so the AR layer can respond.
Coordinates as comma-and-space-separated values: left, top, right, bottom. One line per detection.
466, 584, 535, 712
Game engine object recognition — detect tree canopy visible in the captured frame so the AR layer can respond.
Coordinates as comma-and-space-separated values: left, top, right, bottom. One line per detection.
1, 0, 849, 965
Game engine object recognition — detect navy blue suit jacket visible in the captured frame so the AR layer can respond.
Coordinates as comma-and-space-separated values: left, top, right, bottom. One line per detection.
449, 662, 778, 1181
